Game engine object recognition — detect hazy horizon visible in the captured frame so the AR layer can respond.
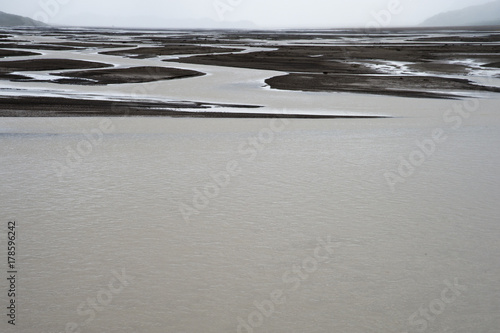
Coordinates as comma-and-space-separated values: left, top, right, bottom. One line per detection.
1, 0, 496, 29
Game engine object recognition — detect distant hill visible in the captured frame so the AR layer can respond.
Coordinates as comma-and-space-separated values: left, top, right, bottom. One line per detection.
421, 0, 500, 27
0, 11, 48, 27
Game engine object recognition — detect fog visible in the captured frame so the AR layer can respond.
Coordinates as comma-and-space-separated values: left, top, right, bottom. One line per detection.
1, 0, 495, 28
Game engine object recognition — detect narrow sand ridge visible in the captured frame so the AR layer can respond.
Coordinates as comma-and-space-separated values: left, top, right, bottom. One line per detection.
0, 96, 388, 118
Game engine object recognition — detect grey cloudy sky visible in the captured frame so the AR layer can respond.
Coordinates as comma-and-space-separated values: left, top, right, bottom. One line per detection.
1, 0, 494, 28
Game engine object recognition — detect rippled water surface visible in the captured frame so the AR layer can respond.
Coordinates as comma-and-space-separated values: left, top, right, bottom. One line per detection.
1, 27, 500, 332
1, 114, 499, 332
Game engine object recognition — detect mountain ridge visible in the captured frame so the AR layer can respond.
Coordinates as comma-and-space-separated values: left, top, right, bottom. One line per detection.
421, 0, 500, 27
0, 11, 48, 27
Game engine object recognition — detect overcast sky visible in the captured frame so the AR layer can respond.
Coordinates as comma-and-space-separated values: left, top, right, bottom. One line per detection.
1, 0, 494, 28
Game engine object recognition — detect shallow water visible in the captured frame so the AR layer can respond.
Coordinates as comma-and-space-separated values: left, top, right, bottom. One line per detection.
1, 28, 500, 332
2, 30, 500, 118
0, 115, 499, 333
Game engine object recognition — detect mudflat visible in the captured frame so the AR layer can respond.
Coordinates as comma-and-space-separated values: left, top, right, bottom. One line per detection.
265, 73, 500, 99
0, 49, 40, 58
0, 58, 113, 71
172, 32, 500, 98
0, 26, 499, 116
100, 45, 242, 59
0, 96, 387, 118
51, 66, 205, 85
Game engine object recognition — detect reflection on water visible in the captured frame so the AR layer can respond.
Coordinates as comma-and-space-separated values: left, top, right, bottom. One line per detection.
3, 29, 500, 118
0, 116, 499, 332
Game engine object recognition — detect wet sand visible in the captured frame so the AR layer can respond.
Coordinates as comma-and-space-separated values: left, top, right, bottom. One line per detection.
101, 45, 242, 59
0, 48, 40, 57
0, 58, 111, 72
52, 66, 205, 85
0, 26, 499, 116
173, 38, 500, 98
265, 73, 500, 99
0, 58, 113, 81
0, 96, 388, 118
0, 96, 254, 116
485, 62, 500, 68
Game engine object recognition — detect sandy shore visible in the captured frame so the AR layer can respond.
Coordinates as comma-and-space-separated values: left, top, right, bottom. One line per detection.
0, 49, 39, 57
52, 66, 205, 85
0, 96, 388, 118
0, 58, 113, 83
0, 58, 113, 71
485, 62, 500, 68
173, 34, 500, 98
265, 73, 500, 99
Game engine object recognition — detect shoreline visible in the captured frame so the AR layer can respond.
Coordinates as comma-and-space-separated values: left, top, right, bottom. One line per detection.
0, 27, 499, 116
0, 96, 388, 118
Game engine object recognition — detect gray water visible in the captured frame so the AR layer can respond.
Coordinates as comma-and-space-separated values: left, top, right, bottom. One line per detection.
1, 114, 499, 333
1, 29, 500, 332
